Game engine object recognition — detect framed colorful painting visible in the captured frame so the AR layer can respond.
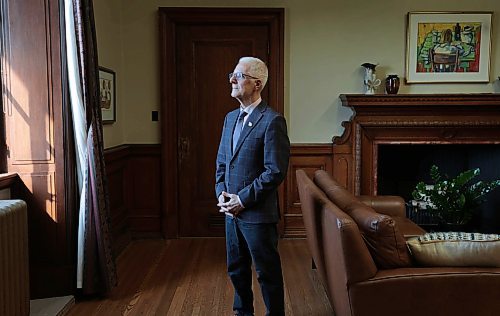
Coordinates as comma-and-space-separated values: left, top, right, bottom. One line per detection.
405, 12, 492, 83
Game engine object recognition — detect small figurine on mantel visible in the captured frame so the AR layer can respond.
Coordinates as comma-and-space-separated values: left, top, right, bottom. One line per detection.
361, 63, 381, 95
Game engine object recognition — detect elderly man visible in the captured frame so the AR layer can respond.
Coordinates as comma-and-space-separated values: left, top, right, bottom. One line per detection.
215, 57, 290, 316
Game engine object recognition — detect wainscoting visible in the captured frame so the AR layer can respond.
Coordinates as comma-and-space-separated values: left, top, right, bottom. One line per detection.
105, 143, 333, 246
284, 144, 333, 238
104, 144, 161, 255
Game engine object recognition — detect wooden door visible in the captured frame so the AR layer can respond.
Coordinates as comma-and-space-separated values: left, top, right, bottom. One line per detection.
159, 8, 284, 237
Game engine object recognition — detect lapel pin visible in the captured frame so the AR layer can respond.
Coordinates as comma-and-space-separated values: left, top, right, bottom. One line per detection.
248, 122, 253, 127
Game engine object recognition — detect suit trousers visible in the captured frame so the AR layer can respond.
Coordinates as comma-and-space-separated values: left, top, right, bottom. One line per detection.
225, 216, 285, 316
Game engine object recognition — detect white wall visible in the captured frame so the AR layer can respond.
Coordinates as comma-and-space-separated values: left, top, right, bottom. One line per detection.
94, 0, 500, 147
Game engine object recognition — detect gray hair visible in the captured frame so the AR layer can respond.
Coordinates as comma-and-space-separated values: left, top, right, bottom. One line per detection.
239, 57, 268, 89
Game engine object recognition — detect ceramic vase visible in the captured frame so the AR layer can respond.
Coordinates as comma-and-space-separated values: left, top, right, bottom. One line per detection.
385, 75, 400, 94
364, 69, 381, 94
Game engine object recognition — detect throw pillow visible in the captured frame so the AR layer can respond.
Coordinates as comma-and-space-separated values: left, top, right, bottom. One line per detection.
349, 202, 412, 269
407, 232, 500, 267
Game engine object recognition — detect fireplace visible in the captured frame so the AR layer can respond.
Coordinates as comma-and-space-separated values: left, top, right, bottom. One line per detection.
333, 94, 500, 233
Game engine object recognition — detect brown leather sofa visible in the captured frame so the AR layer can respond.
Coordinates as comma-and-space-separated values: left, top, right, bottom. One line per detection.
296, 169, 500, 316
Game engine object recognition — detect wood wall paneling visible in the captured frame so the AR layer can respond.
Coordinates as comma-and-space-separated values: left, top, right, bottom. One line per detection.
127, 148, 162, 237
2, 0, 73, 298
104, 144, 331, 241
104, 144, 161, 252
104, 146, 131, 256
283, 144, 333, 238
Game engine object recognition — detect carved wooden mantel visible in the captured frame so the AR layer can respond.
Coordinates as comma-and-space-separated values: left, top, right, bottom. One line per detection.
333, 94, 500, 195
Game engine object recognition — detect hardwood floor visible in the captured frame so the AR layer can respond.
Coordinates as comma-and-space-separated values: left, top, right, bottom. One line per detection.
68, 238, 333, 315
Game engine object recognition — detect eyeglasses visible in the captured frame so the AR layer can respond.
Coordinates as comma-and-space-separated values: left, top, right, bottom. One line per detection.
228, 72, 260, 80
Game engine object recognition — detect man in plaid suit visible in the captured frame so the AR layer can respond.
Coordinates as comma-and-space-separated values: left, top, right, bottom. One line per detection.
216, 57, 290, 316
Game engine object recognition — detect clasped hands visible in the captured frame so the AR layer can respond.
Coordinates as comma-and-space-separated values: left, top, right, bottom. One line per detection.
218, 191, 244, 217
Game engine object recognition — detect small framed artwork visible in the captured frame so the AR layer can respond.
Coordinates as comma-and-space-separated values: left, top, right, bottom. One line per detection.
99, 66, 116, 123
405, 12, 492, 83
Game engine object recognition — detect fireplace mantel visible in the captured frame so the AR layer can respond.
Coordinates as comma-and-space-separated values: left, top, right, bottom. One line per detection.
333, 94, 500, 195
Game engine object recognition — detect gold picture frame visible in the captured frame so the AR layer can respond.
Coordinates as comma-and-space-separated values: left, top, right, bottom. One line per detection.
405, 12, 492, 83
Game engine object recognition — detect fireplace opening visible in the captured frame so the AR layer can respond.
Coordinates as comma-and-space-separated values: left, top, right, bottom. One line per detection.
377, 144, 500, 233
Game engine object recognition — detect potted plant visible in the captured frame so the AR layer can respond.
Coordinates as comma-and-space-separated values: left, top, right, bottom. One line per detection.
412, 165, 500, 228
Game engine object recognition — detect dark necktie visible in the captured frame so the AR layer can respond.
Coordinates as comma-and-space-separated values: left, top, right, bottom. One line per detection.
232, 111, 248, 152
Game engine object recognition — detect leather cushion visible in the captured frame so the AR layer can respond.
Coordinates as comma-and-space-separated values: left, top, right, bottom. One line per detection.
349, 202, 412, 269
313, 170, 412, 268
407, 232, 500, 267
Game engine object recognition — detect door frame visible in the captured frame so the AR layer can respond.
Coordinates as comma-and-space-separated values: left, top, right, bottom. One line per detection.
159, 7, 284, 238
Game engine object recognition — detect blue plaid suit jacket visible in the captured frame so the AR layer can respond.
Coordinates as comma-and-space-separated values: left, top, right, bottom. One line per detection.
215, 101, 290, 223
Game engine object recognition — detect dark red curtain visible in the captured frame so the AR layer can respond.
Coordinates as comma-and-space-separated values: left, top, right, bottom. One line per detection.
72, 0, 117, 295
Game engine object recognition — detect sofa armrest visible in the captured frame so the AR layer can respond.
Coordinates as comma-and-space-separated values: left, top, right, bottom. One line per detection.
359, 195, 425, 236
358, 195, 406, 218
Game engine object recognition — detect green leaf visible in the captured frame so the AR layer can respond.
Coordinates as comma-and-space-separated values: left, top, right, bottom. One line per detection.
455, 168, 478, 187
457, 194, 466, 208
430, 165, 441, 182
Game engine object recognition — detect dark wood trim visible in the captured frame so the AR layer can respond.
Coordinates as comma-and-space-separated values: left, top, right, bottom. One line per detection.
103, 144, 130, 162
340, 93, 500, 107
159, 7, 285, 238
339, 94, 500, 117
158, 7, 285, 115
291, 144, 333, 155
159, 9, 178, 239
0, 172, 20, 189
105, 144, 161, 163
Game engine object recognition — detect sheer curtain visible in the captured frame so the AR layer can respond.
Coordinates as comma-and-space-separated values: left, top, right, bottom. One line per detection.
64, 0, 117, 295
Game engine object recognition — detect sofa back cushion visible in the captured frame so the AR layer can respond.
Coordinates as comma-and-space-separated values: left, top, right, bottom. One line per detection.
313, 170, 359, 210
314, 170, 411, 269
